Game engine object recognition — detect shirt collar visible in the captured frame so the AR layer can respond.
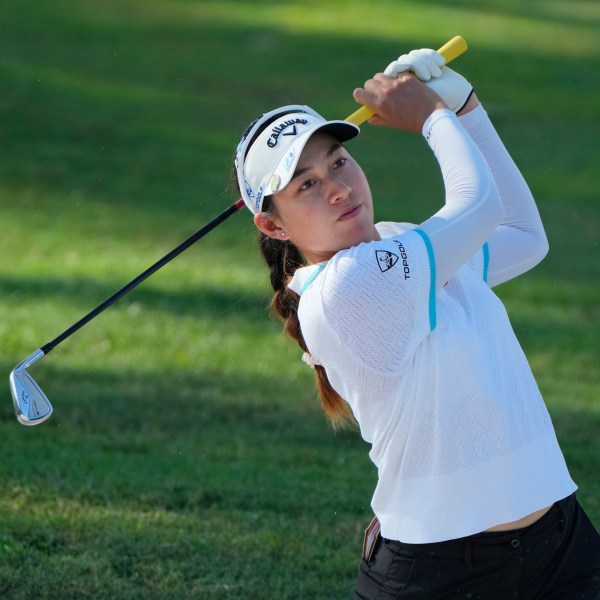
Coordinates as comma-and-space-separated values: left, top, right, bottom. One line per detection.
288, 262, 327, 296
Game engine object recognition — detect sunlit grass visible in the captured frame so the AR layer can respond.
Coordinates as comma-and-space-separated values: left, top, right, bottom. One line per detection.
116, 0, 600, 57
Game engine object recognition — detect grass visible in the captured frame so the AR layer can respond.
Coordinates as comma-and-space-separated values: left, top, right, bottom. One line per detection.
0, 0, 598, 597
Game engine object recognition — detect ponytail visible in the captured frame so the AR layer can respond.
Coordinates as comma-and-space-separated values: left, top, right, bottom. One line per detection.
258, 229, 355, 428
231, 112, 355, 427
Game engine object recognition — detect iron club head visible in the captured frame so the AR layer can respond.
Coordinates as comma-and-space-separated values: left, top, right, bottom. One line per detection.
9, 350, 53, 426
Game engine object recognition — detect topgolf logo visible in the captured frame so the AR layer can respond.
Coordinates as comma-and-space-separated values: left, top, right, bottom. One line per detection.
376, 241, 411, 279
376, 250, 399, 273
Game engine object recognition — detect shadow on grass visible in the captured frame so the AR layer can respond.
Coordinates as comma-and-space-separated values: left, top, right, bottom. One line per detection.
0, 357, 597, 497
0, 359, 372, 518
0, 274, 270, 321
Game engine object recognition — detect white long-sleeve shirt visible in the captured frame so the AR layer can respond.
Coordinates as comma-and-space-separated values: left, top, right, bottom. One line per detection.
288, 106, 575, 544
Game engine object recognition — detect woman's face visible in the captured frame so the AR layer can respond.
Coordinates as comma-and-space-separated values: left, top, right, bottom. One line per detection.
254, 132, 379, 264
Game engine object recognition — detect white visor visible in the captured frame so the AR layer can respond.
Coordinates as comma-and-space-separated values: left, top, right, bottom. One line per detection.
235, 105, 360, 214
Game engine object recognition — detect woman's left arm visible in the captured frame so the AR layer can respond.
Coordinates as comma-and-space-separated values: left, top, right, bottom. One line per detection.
458, 100, 549, 286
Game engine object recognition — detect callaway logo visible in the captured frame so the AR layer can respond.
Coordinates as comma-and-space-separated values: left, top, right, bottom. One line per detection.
267, 118, 308, 147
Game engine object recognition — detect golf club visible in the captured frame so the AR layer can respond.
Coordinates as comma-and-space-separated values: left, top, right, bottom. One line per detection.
10, 198, 245, 425
9, 35, 467, 426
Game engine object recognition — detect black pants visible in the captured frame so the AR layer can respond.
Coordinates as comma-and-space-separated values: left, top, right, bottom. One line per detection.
355, 494, 600, 599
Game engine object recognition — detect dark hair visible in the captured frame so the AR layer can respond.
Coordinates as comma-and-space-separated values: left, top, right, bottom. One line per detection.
232, 112, 355, 428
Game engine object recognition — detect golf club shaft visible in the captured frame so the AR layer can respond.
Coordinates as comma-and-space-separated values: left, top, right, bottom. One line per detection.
39, 199, 245, 356
345, 35, 468, 126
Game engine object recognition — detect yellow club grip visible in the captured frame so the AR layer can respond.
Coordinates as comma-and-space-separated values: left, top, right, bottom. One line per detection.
345, 35, 468, 126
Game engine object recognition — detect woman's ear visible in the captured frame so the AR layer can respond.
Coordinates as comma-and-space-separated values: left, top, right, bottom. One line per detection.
254, 212, 287, 240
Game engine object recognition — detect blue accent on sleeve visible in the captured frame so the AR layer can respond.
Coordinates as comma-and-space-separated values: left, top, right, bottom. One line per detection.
482, 242, 490, 283
413, 228, 437, 331
299, 263, 327, 296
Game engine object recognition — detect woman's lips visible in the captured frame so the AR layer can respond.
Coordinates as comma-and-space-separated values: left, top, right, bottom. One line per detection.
338, 204, 361, 221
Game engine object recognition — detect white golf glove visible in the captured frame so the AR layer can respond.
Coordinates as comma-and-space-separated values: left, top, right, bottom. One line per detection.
384, 48, 444, 80
384, 48, 473, 113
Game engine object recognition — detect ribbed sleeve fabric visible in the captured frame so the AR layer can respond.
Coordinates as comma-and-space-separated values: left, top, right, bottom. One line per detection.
458, 105, 549, 287
418, 109, 503, 289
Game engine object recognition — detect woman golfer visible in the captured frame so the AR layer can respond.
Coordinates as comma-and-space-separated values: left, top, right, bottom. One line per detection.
233, 50, 600, 597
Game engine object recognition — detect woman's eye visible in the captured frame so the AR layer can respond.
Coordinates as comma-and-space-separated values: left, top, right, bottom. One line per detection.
334, 157, 347, 169
300, 180, 315, 191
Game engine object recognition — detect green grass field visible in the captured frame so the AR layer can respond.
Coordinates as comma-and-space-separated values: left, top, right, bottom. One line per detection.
1, 0, 598, 597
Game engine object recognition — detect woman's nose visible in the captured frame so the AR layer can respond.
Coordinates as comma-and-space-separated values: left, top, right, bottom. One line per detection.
326, 175, 351, 204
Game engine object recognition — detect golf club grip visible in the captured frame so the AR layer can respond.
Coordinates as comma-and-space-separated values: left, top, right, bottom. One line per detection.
40, 199, 246, 355
345, 35, 468, 126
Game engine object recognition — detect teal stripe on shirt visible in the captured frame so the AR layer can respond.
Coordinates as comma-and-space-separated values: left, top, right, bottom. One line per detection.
413, 228, 437, 331
299, 263, 327, 296
482, 242, 490, 283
